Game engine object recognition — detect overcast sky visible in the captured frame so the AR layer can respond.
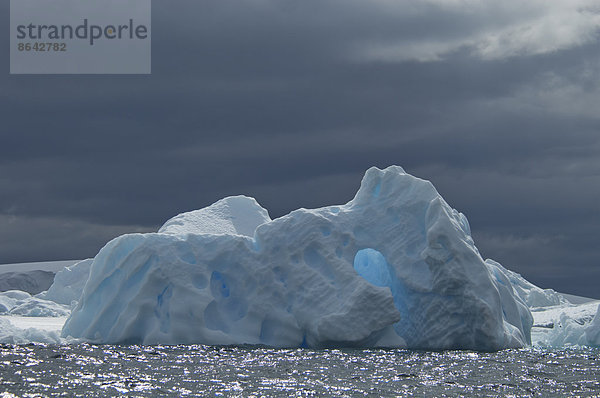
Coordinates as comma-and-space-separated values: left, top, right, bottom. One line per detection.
2, 0, 599, 298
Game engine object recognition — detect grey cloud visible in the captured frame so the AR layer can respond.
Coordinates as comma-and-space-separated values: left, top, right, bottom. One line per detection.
0, 214, 152, 264
1, 0, 599, 298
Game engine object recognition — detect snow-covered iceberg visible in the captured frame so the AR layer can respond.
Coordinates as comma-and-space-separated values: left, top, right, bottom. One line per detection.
62, 166, 532, 350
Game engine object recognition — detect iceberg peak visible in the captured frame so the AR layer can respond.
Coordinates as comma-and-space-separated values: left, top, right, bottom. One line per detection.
158, 195, 271, 237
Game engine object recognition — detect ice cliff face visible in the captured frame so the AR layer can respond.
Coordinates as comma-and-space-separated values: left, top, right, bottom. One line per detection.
62, 166, 532, 350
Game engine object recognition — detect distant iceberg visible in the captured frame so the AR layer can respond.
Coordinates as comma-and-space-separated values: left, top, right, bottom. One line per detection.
0, 290, 69, 317
61, 166, 533, 350
0, 270, 55, 295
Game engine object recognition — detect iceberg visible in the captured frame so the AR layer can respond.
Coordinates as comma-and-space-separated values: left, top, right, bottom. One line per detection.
0, 290, 70, 317
483, 259, 600, 349
62, 166, 532, 350
531, 300, 599, 348
38, 259, 94, 306
0, 270, 56, 295
585, 304, 600, 346
0, 317, 63, 344
485, 259, 567, 308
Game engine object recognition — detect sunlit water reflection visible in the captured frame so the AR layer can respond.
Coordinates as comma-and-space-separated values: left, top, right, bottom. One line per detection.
1, 344, 599, 396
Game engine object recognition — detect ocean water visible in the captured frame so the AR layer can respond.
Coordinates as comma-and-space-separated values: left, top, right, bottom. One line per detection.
1, 344, 599, 397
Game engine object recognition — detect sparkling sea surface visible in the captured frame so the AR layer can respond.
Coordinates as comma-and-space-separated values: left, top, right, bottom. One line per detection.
1, 344, 599, 397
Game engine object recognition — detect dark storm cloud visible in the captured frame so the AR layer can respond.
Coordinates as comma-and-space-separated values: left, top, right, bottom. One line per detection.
1, 0, 599, 297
